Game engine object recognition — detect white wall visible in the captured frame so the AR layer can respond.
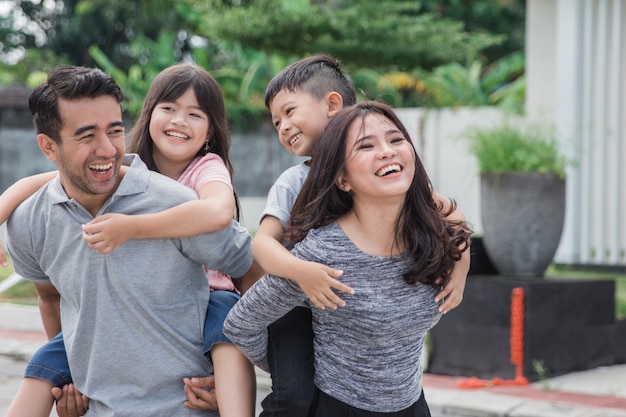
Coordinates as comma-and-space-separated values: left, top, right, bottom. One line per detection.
526, 0, 626, 266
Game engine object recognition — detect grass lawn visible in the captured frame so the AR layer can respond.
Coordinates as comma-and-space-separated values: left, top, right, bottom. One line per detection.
1, 257, 625, 318
0, 256, 39, 305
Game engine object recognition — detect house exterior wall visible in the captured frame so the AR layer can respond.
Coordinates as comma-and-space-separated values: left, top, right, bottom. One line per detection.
527, 0, 626, 267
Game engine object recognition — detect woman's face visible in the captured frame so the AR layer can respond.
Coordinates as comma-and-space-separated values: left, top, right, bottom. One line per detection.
339, 113, 416, 203
149, 87, 210, 167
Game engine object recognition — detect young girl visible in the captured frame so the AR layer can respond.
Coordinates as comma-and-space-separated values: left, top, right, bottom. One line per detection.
223, 101, 473, 416
2, 63, 256, 417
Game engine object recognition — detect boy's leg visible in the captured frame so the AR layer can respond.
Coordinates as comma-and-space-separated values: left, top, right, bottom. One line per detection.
204, 290, 256, 417
5, 332, 72, 417
260, 306, 315, 417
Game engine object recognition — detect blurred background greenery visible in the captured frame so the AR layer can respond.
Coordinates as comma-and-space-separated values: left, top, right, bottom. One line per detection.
0, 0, 526, 130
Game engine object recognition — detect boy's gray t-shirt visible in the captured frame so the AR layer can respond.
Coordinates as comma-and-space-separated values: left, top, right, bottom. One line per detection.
6, 154, 252, 416
261, 161, 310, 227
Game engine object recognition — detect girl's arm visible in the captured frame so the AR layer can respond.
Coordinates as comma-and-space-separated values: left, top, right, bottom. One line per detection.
0, 171, 58, 267
252, 216, 352, 310
82, 180, 235, 254
432, 191, 471, 314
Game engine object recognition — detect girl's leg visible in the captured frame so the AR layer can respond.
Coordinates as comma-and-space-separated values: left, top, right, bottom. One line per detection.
204, 290, 256, 417
6, 332, 72, 417
211, 343, 256, 417
5, 378, 55, 417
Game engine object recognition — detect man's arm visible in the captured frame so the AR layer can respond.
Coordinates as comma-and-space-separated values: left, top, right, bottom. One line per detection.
34, 282, 61, 339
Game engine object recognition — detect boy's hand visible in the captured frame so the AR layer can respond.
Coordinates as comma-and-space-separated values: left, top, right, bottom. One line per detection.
82, 213, 135, 254
0, 244, 8, 268
183, 376, 218, 411
434, 268, 467, 314
52, 383, 89, 417
295, 261, 353, 310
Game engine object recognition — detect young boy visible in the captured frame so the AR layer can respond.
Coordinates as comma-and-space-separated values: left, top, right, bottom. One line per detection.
252, 54, 470, 416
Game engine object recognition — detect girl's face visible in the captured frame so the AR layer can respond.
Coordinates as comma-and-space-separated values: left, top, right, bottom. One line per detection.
149, 87, 210, 167
339, 113, 416, 204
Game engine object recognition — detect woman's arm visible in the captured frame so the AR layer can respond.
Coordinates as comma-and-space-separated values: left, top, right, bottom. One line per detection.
82, 180, 235, 254
1, 172, 58, 266
223, 272, 305, 372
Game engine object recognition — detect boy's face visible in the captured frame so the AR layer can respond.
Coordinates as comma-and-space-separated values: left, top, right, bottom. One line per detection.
269, 89, 334, 158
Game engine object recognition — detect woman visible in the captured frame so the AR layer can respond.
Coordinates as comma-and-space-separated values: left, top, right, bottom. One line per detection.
224, 101, 472, 416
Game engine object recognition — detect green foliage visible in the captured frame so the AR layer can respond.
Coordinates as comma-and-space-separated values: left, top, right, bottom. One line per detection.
1, 0, 527, 123
2, 0, 190, 70
190, 0, 504, 71
464, 121, 572, 177
418, 0, 526, 62
417, 50, 525, 111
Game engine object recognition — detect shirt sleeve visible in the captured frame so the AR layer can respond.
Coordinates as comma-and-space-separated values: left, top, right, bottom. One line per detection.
180, 153, 233, 193
222, 231, 319, 371
195, 154, 232, 189
223, 272, 306, 372
180, 220, 254, 279
6, 215, 49, 283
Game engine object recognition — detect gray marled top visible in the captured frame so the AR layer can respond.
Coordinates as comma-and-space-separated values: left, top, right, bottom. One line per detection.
224, 221, 442, 412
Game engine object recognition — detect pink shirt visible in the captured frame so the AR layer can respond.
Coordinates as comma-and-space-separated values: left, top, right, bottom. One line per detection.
178, 153, 236, 292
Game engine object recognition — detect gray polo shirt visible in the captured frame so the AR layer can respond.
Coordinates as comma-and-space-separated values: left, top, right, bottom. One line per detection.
7, 154, 253, 416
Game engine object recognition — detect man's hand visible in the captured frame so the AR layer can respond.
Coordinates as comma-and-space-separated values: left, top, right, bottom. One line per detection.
52, 384, 89, 417
183, 376, 219, 411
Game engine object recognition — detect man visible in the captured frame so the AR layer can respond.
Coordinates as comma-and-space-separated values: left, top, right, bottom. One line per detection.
6, 65, 254, 416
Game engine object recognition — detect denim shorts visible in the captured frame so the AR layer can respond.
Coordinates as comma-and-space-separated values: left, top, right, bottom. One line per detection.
24, 332, 72, 387
203, 289, 240, 360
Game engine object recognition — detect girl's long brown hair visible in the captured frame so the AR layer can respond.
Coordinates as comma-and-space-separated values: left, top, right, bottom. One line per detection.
289, 101, 472, 288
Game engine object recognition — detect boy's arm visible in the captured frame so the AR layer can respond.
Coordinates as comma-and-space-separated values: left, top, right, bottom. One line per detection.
252, 216, 352, 310
0, 171, 58, 267
82, 181, 235, 254
433, 191, 471, 314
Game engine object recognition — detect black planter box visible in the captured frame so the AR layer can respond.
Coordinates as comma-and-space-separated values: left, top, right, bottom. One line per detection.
429, 276, 620, 381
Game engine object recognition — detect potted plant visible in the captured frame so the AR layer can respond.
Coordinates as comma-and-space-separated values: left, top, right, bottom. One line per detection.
465, 120, 572, 278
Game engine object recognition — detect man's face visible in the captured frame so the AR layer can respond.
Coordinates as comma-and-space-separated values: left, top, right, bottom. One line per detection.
45, 95, 125, 208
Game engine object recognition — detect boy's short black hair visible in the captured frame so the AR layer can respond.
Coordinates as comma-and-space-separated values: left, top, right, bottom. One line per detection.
264, 54, 357, 108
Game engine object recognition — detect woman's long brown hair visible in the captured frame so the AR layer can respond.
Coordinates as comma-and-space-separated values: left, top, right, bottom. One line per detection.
289, 101, 472, 288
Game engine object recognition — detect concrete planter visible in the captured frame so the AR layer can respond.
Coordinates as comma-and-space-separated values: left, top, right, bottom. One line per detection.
480, 172, 566, 278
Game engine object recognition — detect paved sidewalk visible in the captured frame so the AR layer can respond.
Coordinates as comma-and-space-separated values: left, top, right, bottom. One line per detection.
1, 302, 626, 417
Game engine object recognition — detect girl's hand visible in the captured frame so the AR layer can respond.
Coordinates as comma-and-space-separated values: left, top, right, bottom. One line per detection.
82, 213, 135, 254
294, 261, 353, 310
0, 244, 8, 268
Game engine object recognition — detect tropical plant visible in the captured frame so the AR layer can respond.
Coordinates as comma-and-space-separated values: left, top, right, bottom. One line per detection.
185, 0, 504, 71
464, 120, 572, 178
417, 50, 525, 112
